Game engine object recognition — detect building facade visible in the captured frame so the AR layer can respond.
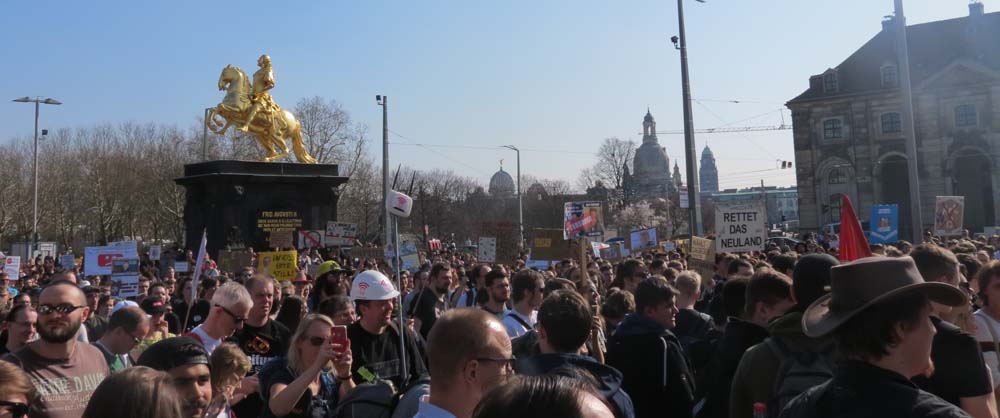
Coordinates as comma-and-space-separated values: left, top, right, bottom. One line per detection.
711, 187, 799, 227
699, 146, 720, 193
788, 3, 1000, 239
628, 110, 677, 201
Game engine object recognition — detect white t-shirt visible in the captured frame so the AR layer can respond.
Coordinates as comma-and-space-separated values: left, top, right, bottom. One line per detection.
972, 309, 1000, 387
502, 309, 537, 338
190, 325, 222, 354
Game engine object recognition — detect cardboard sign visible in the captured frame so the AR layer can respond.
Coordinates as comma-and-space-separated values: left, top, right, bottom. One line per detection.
268, 231, 294, 249
297, 230, 324, 249
325, 222, 358, 247
478, 237, 497, 263
934, 196, 965, 237
3, 256, 21, 279
531, 229, 570, 261
715, 201, 766, 253
351, 247, 385, 261
481, 221, 520, 265
689, 237, 715, 262
218, 250, 253, 273
630, 228, 658, 250
110, 258, 140, 298
564, 201, 604, 239
869, 204, 899, 244
59, 254, 76, 271
256, 250, 298, 281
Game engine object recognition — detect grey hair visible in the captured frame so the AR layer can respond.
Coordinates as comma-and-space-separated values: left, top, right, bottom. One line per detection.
211, 282, 252, 310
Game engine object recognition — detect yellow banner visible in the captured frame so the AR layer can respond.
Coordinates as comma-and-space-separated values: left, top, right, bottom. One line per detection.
256, 250, 297, 281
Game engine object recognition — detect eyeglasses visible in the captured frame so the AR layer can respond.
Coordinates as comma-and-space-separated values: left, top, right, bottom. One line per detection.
215, 304, 247, 324
129, 332, 144, 345
476, 355, 516, 369
37, 303, 87, 316
0, 400, 29, 418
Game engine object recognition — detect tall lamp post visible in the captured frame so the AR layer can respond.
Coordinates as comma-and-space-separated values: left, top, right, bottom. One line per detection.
13, 96, 61, 261
893, 0, 924, 243
376, 95, 390, 248
502, 145, 524, 249
673, 0, 706, 246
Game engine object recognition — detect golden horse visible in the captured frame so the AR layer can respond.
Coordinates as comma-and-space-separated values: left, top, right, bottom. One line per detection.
207, 65, 317, 163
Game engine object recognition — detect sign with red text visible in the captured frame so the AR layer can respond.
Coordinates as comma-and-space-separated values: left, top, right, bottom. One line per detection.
564, 201, 604, 239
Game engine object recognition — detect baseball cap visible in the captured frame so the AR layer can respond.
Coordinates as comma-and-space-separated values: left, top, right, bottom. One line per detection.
140, 298, 168, 316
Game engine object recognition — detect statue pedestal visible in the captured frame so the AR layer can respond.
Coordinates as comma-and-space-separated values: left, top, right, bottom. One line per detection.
174, 160, 349, 258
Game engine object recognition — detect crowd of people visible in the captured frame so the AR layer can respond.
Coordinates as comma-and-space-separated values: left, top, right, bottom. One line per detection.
2, 231, 1000, 418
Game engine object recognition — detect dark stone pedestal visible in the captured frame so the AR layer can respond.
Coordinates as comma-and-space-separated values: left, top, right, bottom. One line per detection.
175, 160, 349, 258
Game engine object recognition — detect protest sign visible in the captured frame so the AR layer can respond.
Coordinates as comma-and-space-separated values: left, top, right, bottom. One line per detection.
934, 196, 965, 237
869, 204, 899, 244
600, 243, 626, 261
386, 238, 421, 271
256, 250, 298, 281
84, 241, 139, 276
478, 237, 497, 263
297, 230, 324, 249
481, 221, 520, 265
38, 242, 57, 259
564, 201, 604, 239
531, 229, 570, 261
148, 245, 161, 262
629, 228, 658, 250
590, 241, 607, 258
110, 258, 140, 298
661, 241, 676, 252
351, 247, 384, 261
3, 256, 21, 279
715, 201, 766, 253
325, 222, 358, 247
217, 250, 253, 273
526, 259, 552, 270
688, 236, 717, 282
268, 231, 294, 249
59, 254, 75, 271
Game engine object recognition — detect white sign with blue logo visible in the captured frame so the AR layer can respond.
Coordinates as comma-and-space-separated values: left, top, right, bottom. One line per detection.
869, 204, 899, 244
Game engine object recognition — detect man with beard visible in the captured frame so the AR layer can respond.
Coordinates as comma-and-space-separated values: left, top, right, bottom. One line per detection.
138, 337, 213, 418
2, 282, 109, 418
482, 270, 511, 317
231, 275, 290, 418
414, 309, 513, 418
413, 263, 453, 338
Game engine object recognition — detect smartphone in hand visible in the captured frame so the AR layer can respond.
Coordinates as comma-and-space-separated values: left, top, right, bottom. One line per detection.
330, 325, 349, 352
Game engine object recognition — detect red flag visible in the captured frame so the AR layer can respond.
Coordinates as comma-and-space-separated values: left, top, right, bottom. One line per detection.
838, 194, 872, 262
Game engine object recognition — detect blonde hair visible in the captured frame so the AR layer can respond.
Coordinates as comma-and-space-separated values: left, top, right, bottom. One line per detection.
210, 342, 251, 397
0, 360, 34, 402
288, 314, 335, 373
675, 271, 702, 297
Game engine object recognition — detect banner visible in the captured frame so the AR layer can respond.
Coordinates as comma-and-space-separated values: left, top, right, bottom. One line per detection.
297, 230, 324, 249
59, 254, 76, 271
629, 228, 658, 250
110, 258, 140, 298
715, 201, 766, 253
3, 256, 21, 279
478, 237, 497, 263
256, 250, 298, 281
934, 196, 965, 237
564, 201, 604, 239
869, 204, 899, 244
531, 229, 570, 261
84, 241, 139, 276
325, 222, 358, 247
481, 221, 520, 265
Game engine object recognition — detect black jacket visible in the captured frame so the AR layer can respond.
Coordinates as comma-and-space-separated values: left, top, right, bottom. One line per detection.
697, 318, 771, 418
779, 361, 971, 418
607, 313, 696, 418
519, 353, 636, 418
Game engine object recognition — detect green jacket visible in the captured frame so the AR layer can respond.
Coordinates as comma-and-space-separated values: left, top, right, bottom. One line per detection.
728, 311, 832, 418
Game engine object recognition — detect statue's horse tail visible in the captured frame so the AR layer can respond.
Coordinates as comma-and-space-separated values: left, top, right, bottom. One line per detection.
286, 112, 317, 164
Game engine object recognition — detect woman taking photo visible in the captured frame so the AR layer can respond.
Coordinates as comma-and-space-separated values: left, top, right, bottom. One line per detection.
259, 314, 355, 418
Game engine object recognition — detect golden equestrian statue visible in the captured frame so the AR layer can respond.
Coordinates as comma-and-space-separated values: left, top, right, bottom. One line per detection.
207, 55, 317, 163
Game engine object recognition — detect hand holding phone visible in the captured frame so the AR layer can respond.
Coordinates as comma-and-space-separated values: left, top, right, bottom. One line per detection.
330, 325, 349, 352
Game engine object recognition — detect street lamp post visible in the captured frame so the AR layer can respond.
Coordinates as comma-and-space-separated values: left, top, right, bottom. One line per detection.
502, 145, 524, 249
12, 96, 62, 261
377, 95, 390, 248
893, 0, 924, 243
674, 0, 705, 246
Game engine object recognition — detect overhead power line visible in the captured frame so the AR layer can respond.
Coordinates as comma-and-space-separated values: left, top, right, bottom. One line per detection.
654, 124, 791, 135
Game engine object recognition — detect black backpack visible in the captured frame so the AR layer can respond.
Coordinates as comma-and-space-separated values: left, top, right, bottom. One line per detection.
764, 337, 835, 418
333, 375, 430, 418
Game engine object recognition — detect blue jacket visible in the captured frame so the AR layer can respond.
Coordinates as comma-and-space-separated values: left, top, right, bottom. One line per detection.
519, 352, 636, 418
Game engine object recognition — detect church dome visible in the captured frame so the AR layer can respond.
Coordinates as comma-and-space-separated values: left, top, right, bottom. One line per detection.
489, 168, 516, 197
633, 143, 670, 176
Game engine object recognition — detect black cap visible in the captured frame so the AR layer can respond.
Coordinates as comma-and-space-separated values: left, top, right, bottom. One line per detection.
136, 337, 210, 372
140, 298, 168, 315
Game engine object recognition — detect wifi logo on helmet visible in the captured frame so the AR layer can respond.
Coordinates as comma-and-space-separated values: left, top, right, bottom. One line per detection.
357, 282, 370, 296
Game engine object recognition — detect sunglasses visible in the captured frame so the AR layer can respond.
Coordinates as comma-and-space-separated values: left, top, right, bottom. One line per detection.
215, 304, 247, 324
306, 336, 326, 347
37, 304, 87, 316
0, 400, 28, 418
476, 355, 517, 369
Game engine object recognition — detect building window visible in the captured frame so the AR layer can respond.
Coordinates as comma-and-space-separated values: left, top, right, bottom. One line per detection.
881, 65, 898, 87
830, 194, 842, 222
881, 112, 902, 133
955, 104, 977, 127
823, 119, 843, 139
823, 72, 839, 92
829, 168, 847, 184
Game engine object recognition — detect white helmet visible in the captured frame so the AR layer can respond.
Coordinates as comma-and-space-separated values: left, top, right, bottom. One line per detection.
350, 270, 400, 301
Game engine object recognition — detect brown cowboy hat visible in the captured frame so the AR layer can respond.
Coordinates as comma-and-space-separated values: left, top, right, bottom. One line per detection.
802, 256, 966, 338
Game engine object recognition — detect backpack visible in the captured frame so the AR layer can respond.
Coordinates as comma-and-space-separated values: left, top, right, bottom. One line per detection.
333, 375, 431, 418
764, 336, 835, 418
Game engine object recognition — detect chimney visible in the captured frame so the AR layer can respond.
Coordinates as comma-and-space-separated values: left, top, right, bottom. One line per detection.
970, 1, 984, 17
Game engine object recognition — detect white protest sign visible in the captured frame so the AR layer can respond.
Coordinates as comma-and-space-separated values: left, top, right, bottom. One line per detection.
325, 222, 358, 247
110, 258, 140, 298
174, 260, 190, 273
478, 237, 497, 263
84, 242, 139, 276
4, 256, 21, 279
715, 200, 767, 253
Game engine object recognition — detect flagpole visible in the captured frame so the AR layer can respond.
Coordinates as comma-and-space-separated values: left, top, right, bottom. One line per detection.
182, 229, 208, 332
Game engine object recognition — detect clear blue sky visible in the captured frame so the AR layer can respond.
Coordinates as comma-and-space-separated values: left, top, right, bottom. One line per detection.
1, 0, 986, 191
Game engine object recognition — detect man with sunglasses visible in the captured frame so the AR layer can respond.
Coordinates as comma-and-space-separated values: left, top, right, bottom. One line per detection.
2, 281, 109, 418
93, 306, 149, 372
232, 275, 291, 418
185, 282, 252, 354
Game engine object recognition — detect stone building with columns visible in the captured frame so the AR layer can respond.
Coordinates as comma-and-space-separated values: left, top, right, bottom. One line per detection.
788, 3, 1000, 240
